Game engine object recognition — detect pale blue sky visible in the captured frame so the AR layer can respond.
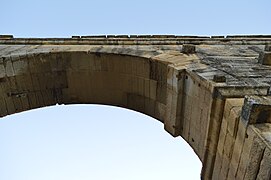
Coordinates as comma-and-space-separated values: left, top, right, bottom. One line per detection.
0, 0, 270, 179
1, 0, 271, 37
0, 105, 202, 180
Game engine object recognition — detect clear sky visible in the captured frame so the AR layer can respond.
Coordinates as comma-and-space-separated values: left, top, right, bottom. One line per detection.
0, 0, 270, 180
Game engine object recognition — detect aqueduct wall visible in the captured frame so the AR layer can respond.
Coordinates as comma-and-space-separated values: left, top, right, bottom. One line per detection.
0, 35, 271, 179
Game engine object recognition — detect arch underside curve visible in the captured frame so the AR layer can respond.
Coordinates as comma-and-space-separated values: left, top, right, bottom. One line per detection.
0, 47, 222, 172
0, 50, 169, 123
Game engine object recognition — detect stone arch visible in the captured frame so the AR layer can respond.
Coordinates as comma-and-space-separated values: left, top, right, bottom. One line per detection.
2, 37, 271, 179
0, 46, 206, 159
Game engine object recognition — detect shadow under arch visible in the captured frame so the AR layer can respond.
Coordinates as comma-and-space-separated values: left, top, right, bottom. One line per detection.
0, 50, 168, 124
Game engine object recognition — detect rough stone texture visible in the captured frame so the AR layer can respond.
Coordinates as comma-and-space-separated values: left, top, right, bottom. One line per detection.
259, 52, 271, 65
182, 44, 196, 54
1, 35, 271, 179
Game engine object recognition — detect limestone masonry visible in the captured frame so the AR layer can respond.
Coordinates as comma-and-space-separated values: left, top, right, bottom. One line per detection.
0, 35, 271, 179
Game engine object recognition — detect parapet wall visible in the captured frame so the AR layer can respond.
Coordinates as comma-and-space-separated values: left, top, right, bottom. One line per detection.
1, 34, 271, 45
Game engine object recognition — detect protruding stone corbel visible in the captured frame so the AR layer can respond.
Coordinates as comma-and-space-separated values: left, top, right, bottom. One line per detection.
213, 75, 226, 83
241, 95, 271, 124
258, 45, 271, 65
181, 44, 196, 54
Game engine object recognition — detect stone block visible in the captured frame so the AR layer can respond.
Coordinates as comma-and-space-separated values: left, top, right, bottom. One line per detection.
164, 66, 184, 136
0, 64, 6, 78
265, 45, 271, 51
144, 98, 155, 118
224, 133, 234, 159
181, 94, 191, 140
154, 102, 166, 121
0, 98, 8, 116
241, 95, 271, 124
244, 136, 266, 179
258, 51, 271, 65
235, 126, 256, 179
149, 80, 157, 100
144, 79, 150, 98
165, 89, 174, 122
220, 155, 230, 180
256, 148, 271, 179
181, 44, 196, 54
228, 118, 247, 177
227, 106, 242, 137
212, 152, 222, 180
223, 98, 243, 120
27, 92, 39, 109
5, 59, 15, 77
213, 75, 226, 83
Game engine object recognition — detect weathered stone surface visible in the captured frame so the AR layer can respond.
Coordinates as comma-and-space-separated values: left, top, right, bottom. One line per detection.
181, 44, 196, 54
213, 74, 226, 83
259, 51, 271, 65
1, 35, 271, 179
257, 147, 271, 179
241, 95, 271, 124
265, 45, 271, 51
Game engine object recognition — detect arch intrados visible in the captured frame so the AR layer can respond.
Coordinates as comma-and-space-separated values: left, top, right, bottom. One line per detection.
0, 50, 169, 125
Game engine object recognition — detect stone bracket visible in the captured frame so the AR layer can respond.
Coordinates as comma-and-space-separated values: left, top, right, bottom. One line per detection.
241, 95, 271, 124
